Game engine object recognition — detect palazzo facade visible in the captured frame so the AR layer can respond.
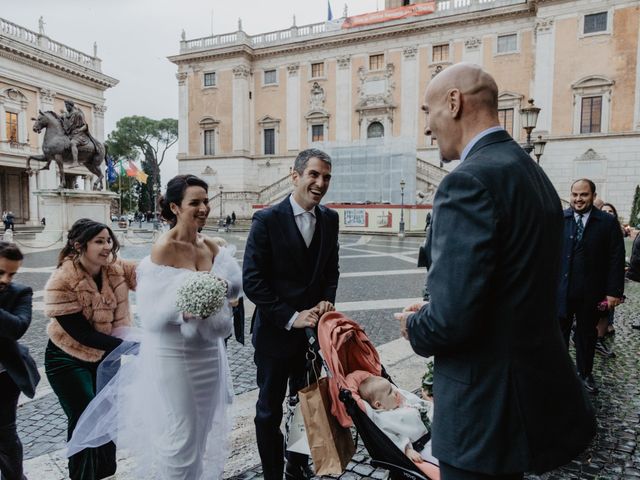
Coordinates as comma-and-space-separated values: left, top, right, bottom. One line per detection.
170, 0, 640, 220
0, 16, 117, 225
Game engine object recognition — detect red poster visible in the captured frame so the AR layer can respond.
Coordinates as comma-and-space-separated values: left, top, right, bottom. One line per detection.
342, 2, 436, 29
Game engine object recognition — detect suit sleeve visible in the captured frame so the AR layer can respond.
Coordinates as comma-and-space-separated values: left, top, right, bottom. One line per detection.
243, 214, 297, 329
0, 286, 33, 340
322, 211, 340, 303
407, 171, 497, 357
606, 220, 625, 298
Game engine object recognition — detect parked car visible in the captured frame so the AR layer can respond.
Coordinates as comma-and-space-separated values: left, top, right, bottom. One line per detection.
118, 215, 128, 229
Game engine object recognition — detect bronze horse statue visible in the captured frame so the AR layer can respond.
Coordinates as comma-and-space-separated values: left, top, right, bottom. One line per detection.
26, 110, 106, 190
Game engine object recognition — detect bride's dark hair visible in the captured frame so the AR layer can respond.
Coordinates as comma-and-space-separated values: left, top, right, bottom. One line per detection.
159, 175, 209, 228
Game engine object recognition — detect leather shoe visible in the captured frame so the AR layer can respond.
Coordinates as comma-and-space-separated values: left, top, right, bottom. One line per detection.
285, 462, 314, 479
595, 338, 616, 358
580, 374, 599, 394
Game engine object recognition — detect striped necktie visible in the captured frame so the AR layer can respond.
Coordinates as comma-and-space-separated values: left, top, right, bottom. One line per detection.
576, 214, 584, 242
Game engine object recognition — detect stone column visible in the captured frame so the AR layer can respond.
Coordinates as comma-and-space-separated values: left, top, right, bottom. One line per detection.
336, 55, 352, 143
93, 104, 107, 142
286, 63, 300, 151
462, 37, 482, 65
176, 72, 189, 155
232, 65, 251, 153
401, 47, 418, 142
533, 18, 555, 133
84, 176, 92, 191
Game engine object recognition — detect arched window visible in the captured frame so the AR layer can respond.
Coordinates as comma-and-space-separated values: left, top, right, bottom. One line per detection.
367, 121, 384, 138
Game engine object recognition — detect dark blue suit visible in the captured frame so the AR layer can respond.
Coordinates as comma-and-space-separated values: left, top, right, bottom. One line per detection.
407, 130, 595, 476
243, 196, 339, 479
558, 207, 625, 376
0, 282, 39, 480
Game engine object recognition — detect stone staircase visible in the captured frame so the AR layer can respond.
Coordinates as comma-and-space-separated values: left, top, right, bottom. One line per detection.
12, 224, 44, 240
205, 160, 450, 220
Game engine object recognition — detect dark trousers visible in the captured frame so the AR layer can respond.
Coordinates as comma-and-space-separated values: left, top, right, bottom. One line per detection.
559, 299, 599, 376
0, 372, 25, 480
441, 462, 523, 480
254, 350, 315, 480
44, 341, 116, 480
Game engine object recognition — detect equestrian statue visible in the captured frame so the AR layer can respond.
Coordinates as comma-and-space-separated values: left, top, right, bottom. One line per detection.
26, 100, 107, 190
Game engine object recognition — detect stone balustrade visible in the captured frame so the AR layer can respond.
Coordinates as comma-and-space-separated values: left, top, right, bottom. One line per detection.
257, 173, 293, 204
179, 0, 524, 53
0, 16, 100, 70
416, 158, 448, 184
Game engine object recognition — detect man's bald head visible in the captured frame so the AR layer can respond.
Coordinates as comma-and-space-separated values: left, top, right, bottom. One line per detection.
422, 63, 501, 162
426, 62, 499, 114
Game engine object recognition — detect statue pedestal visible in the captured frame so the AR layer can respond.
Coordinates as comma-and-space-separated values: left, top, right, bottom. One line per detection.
33, 189, 117, 244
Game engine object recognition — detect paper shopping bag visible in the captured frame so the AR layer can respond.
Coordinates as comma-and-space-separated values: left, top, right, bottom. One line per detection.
285, 402, 311, 455
298, 377, 355, 475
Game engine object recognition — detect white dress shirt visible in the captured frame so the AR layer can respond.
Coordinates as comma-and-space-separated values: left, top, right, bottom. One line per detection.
573, 209, 591, 228
286, 195, 317, 330
460, 126, 504, 163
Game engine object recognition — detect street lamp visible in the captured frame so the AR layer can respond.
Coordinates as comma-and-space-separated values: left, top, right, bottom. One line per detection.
519, 98, 541, 155
399, 179, 406, 238
533, 135, 547, 164
219, 184, 224, 219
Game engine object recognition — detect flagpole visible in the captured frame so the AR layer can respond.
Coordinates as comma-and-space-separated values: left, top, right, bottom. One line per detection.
119, 162, 122, 215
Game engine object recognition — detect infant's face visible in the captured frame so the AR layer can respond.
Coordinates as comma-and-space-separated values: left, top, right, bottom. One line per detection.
374, 379, 402, 410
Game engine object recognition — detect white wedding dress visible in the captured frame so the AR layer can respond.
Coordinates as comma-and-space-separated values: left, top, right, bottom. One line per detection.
67, 246, 242, 480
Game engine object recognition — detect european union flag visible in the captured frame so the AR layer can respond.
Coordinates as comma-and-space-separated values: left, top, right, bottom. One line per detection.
106, 155, 117, 185
327, 0, 333, 20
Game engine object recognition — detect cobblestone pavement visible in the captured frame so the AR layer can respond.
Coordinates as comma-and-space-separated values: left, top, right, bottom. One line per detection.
15, 232, 424, 465
16, 231, 640, 479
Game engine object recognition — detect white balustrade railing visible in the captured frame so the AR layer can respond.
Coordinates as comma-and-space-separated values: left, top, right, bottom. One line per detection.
0, 16, 99, 69
179, 0, 524, 53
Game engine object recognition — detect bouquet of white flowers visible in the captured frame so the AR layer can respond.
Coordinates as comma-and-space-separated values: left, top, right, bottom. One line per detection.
176, 272, 228, 338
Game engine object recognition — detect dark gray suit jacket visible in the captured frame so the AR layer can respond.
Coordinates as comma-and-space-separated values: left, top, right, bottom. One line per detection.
243, 197, 340, 358
0, 282, 40, 398
407, 130, 595, 474
557, 207, 625, 317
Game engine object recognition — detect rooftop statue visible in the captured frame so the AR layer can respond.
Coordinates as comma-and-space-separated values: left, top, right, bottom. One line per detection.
26, 101, 107, 190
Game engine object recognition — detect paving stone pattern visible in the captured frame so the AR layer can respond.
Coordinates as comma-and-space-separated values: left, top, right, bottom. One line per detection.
15, 234, 640, 480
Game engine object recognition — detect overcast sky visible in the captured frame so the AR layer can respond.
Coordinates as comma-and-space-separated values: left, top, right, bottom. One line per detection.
6, 0, 379, 184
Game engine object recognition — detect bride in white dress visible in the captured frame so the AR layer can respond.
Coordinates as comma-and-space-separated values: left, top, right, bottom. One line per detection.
68, 175, 241, 479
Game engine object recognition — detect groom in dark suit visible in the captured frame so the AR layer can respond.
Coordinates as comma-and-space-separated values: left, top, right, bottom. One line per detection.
243, 148, 339, 480
395, 63, 595, 479
0, 242, 40, 480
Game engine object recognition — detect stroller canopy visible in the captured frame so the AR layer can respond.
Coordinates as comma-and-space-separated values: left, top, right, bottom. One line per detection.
317, 311, 382, 427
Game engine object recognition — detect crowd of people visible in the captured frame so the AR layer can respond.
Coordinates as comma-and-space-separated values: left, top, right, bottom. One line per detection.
0, 63, 637, 480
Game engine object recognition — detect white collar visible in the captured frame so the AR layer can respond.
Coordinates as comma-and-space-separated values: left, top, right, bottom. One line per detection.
289, 195, 316, 217
460, 126, 504, 162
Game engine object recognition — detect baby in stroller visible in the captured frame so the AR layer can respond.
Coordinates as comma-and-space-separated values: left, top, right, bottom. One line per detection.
359, 375, 440, 479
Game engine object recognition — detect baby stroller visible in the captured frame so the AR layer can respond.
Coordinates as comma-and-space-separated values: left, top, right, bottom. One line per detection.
307, 311, 436, 480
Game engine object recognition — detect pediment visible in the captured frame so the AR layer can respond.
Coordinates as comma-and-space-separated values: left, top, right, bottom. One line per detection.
572, 75, 614, 90
199, 116, 220, 128
257, 115, 281, 125
498, 91, 524, 102
0, 88, 28, 104
305, 109, 330, 120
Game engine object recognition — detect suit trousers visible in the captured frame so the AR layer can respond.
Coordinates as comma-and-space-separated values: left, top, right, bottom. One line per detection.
0, 372, 25, 480
559, 299, 599, 376
44, 341, 116, 480
254, 349, 315, 480
441, 462, 523, 480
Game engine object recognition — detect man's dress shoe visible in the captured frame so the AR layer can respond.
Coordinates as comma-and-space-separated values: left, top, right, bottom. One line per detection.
285, 462, 314, 479
580, 374, 599, 394
595, 338, 616, 358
